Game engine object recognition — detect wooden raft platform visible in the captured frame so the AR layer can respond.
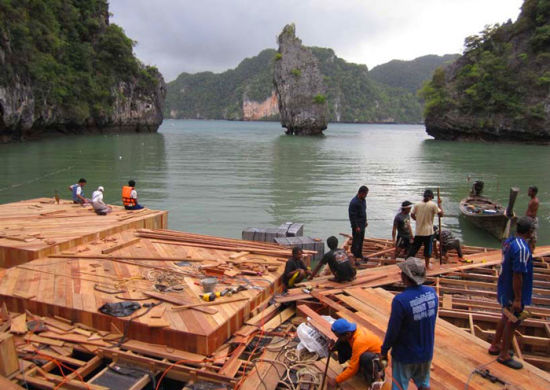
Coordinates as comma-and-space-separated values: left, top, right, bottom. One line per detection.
0, 198, 167, 267
0, 229, 286, 355
306, 288, 550, 389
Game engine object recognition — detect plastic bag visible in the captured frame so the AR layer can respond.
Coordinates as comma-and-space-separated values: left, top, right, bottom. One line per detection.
296, 315, 336, 357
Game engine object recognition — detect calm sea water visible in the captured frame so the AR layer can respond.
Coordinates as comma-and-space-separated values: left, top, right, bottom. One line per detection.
0, 120, 548, 248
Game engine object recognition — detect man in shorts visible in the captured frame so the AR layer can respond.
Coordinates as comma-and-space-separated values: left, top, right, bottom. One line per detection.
393, 201, 414, 258
488, 217, 534, 369
407, 189, 443, 269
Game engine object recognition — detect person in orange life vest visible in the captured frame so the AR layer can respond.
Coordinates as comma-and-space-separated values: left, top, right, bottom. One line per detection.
122, 180, 144, 210
68, 178, 88, 204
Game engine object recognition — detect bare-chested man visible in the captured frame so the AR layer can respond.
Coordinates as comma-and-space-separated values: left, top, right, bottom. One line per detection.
526, 185, 539, 252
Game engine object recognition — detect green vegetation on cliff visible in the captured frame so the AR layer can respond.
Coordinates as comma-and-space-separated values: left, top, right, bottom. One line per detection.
0, 0, 161, 125
369, 54, 459, 94
165, 47, 456, 123
421, 0, 550, 141
165, 49, 276, 120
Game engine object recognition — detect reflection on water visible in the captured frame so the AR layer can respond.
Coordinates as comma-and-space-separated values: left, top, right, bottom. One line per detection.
0, 119, 547, 248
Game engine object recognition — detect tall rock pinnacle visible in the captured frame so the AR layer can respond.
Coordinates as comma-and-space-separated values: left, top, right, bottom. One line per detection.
273, 24, 328, 135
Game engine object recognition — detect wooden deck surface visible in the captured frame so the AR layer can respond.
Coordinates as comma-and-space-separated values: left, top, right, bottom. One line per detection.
326, 288, 550, 389
0, 230, 284, 354
0, 198, 167, 267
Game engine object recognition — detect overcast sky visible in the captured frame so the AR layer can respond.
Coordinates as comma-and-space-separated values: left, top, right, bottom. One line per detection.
110, 0, 524, 82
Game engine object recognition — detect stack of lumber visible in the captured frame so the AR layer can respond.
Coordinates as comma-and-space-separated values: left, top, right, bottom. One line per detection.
0, 198, 166, 267
135, 228, 316, 258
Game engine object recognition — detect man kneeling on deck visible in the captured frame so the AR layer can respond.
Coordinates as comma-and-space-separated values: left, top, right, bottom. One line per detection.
283, 247, 311, 291
310, 236, 356, 282
381, 257, 437, 390
327, 318, 384, 389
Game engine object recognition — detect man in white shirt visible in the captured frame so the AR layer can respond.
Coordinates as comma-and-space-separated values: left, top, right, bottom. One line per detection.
407, 189, 443, 269
92, 186, 112, 215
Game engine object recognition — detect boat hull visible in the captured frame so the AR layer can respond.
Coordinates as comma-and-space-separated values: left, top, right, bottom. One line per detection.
459, 197, 513, 240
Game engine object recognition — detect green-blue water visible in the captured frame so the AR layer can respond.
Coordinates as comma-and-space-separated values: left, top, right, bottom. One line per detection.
1, 120, 548, 248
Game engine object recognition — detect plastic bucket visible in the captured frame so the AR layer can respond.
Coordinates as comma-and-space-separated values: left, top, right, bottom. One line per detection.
201, 277, 218, 293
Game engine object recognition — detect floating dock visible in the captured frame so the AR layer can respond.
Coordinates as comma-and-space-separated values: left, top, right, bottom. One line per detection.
0, 198, 167, 267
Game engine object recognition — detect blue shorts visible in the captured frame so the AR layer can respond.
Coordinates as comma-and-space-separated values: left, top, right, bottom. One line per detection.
391, 360, 431, 390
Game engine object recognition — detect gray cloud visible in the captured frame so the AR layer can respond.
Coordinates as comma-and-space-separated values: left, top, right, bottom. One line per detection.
110, 0, 522, 82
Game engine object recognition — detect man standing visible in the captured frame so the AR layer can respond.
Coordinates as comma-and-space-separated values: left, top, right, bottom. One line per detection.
310, 236, 356, 282
392, 201, 414, 258
381, 257, 437, 390
328, 318, 384, 389
283, 247, 311, 290
407, 189, 443, 269
488, 217, 533, 370
68, 178, 88, 204
525, 185, 539, 252
122, 180, 144, 210
349, 186, 368, 261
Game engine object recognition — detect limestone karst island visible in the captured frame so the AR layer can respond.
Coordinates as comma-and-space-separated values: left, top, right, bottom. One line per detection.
0, 1, 549, 390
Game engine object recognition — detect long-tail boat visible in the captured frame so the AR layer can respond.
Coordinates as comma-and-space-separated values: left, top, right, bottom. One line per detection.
459, 181, 518, 240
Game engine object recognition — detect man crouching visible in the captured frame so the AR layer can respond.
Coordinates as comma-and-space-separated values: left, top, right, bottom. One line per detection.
327, 318, 384, 389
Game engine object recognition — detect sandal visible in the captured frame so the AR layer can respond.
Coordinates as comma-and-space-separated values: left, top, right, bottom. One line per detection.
497, 357, 523, 369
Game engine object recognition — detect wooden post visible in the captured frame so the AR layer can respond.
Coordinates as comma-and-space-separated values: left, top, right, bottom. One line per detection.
437, 187, 443, 261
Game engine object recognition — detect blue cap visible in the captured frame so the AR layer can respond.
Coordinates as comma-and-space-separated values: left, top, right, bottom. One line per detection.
331, 318, 356, 334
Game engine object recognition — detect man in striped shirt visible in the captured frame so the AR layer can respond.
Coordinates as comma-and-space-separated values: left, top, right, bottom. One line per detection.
489, 217, 534, 369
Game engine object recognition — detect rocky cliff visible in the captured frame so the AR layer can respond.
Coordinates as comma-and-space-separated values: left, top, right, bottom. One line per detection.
0, 0, 165, 143
273, 25, 328, 135
164, 48, 456, 124
422, 0, 550, 142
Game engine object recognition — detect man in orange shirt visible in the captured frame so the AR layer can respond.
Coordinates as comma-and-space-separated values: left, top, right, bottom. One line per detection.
328, 318, 384, 389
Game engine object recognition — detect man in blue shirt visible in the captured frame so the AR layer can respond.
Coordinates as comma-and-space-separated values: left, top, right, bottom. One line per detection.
381, 257, 437, 390
348, 185, 368, 261
489, 216, 534, 370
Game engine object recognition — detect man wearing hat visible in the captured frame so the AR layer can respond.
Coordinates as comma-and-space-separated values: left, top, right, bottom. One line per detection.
392, 201, 414, 258
381, 257, 438, 390
407, 189, 443, 269
328, 318, 383, 388
91, 186, 112, 215
488, 216, 534, 369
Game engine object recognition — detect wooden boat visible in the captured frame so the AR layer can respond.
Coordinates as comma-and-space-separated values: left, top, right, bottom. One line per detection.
459, 183, 518, 240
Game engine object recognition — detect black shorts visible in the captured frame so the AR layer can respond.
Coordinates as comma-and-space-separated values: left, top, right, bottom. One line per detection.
396, 235, 411, 250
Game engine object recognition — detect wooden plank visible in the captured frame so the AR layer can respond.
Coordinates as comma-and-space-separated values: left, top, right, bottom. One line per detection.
101, 238, 141, 254
24, 334, 65, 347
296, 304, 338, 343
98, 348, 235, 385
121, 340, 206, 363
0, 333, 18, 377
143, 291, 218, 315
9, 313, 26, 334
0, 375, 25, 390
261, 307, 295, 332
171, 297, 250, 311
246, 303, 280, 326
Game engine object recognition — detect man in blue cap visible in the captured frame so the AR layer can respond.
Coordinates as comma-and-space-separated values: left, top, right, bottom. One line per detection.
381, 257, 437, 390
327, 318, 383, 389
